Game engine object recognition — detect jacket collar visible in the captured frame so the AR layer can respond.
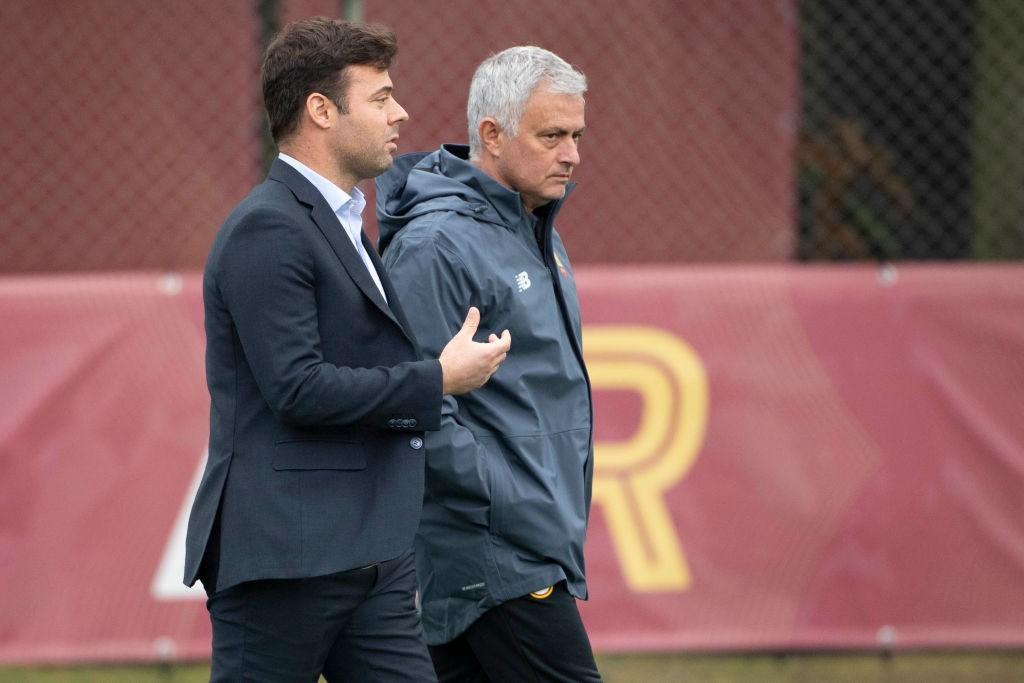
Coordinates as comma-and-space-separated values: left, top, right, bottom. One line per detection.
436, 144, 576, 233
267, 158, 402, 330
437, 145, 527, 231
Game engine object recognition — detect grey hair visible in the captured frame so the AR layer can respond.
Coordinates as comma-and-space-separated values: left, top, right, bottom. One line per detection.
467, 46, 587, 159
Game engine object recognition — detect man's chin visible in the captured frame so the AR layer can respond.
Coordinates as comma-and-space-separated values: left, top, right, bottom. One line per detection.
363, 156, 395, 180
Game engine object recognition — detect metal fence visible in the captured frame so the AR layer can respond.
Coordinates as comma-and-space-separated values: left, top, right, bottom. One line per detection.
1, 0, 1021, 273
0, 0, 263, 273
798, 0, 1024, 260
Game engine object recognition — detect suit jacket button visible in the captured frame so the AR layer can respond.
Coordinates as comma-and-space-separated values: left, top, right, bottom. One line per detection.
409, 437, 423, 450
408, 419, 417, 428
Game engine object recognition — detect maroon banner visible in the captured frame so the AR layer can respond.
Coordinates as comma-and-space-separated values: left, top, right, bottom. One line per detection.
1, 266, 1023, 663
576, 264, 1024, 650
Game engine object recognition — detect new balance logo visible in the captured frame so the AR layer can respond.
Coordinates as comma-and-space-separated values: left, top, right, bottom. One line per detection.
515, 271, 532, 292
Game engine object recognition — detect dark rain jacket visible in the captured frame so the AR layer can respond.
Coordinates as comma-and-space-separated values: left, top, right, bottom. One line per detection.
376, 144, 594, 645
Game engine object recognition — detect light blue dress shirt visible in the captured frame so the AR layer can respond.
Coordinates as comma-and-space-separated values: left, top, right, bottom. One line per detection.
277, 152, 387, 301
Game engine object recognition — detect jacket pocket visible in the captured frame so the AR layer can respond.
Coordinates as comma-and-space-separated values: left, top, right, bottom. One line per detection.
485, 464, 503, 535
272, 439, 367, 470
482, 430, 590, 549
481, 437, 513, 534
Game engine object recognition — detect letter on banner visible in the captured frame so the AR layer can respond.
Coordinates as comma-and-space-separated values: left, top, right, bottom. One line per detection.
585, 326, 708, 592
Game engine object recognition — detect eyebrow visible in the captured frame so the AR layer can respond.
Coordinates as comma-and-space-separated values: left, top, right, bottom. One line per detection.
541, 126, 586, 135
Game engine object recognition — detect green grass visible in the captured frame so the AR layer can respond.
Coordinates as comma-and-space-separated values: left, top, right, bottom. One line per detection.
3, 651, 1024, 682
599, 651, 1024, 682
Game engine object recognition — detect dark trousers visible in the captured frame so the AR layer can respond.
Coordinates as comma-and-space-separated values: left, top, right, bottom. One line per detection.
428, 582, 602, 683
206, 549, 436, 682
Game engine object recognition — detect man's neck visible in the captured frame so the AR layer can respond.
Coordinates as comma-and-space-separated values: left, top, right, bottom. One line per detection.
278, 141, 356, 194
471, 155, 537, 213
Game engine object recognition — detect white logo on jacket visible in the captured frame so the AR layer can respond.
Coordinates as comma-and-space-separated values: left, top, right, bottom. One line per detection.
515, 271, 532, 292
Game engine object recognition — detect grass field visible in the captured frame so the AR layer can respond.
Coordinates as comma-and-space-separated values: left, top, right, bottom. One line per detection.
3, 651, 1024, 682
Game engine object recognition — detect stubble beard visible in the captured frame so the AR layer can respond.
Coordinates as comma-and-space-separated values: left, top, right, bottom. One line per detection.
334, 136, 394, 184
352, 145, 393, 182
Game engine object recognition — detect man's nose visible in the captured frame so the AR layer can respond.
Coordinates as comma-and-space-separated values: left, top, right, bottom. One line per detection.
559, 139, 580, 167
390, 98, 409, 124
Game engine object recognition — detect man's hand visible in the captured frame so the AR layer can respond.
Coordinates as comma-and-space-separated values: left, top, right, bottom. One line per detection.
439, 307, 511, 395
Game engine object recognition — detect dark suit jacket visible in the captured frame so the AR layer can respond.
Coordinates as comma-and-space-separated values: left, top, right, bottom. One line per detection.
184, 159, 442, 593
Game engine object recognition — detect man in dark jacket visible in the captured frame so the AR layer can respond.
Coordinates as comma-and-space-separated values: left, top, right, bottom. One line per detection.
185, 18, 510, 681
377, 46, 600, 682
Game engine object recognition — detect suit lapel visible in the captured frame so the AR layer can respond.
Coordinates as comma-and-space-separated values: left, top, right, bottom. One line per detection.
363, 231, 420, 351
269, 160, 401, 328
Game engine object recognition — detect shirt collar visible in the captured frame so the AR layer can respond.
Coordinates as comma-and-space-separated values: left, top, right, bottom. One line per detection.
277, 152, 364, 217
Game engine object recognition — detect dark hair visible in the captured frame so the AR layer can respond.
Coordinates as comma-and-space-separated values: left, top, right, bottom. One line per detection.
261, 17, 397, 143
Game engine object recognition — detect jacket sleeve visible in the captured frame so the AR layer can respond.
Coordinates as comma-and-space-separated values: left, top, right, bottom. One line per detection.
211, 207, 442, 430
381, 229, 477, 353
382, 227, 493, 523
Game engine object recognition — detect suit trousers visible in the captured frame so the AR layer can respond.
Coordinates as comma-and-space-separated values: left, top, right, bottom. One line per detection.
206, 549, 436, 682
427, 581, 602, 683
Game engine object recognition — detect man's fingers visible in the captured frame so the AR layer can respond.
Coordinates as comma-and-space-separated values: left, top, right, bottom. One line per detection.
458, 307, 481, 337
483, 329, 509, 350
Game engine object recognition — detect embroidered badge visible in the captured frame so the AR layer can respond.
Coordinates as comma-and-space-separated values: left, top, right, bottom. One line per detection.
529, 586, 554, 600
515, 271, 532, 292
553, 253, 570, 279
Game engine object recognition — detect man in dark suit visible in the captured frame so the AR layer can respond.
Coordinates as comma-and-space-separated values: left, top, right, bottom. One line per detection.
183, 17, 510, 682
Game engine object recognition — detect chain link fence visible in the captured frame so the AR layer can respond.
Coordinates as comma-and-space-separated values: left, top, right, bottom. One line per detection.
1, 0, 1021, 273
799, 0, 1024, 260
0, 0, 263, 273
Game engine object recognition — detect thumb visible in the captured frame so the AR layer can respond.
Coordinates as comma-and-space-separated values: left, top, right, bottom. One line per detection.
458, 306, 480, 337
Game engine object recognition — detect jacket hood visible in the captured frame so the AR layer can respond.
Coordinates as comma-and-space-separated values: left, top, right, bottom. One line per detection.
376, 144, 548, 254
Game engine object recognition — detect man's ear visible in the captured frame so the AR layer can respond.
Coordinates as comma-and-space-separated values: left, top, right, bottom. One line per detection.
479, 118, 503, 158
305, 93, 334, 131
